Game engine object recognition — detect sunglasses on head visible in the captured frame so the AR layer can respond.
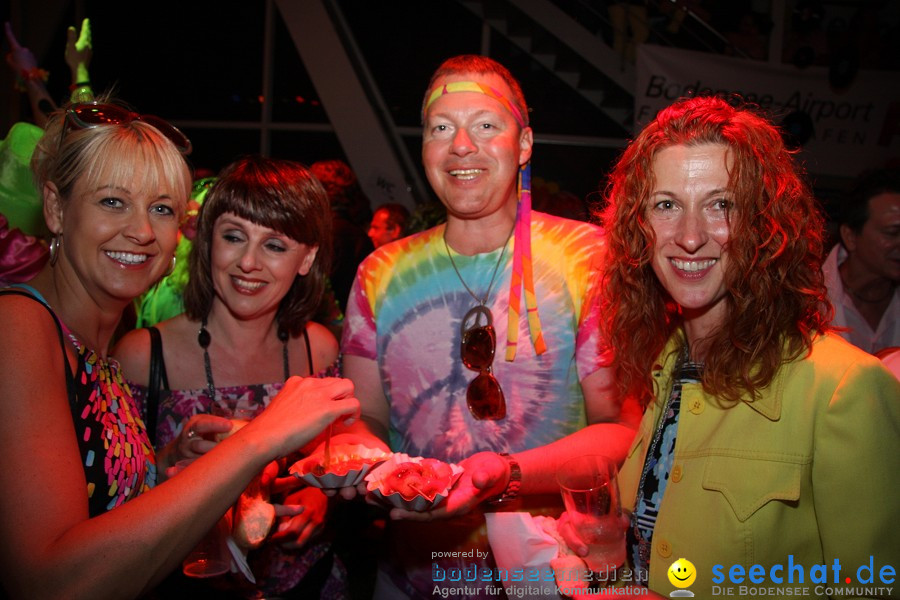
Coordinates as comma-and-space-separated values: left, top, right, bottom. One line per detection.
460, 306, 506, 420
62, 102, 193, 155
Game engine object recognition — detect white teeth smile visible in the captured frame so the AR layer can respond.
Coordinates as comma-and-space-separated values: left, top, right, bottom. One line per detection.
105, 251, 148, 265
233, 278, 265, 291
671, 258, 717, 272
449, 169, 482, 180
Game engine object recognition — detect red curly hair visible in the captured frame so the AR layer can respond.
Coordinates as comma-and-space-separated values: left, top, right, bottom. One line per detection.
598, 96, 831, 407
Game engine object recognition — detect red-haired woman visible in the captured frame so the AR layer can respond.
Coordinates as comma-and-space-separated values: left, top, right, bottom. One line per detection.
563, 96, 899, 598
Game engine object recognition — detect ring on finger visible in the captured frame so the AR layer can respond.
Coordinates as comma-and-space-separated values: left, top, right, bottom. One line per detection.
186, 429, 197, 439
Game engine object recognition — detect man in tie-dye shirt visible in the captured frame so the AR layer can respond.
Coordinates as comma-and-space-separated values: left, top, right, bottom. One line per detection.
335, 55, 640, 599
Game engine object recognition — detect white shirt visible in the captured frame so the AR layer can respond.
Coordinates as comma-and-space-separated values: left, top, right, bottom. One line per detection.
822, 244, 900, 354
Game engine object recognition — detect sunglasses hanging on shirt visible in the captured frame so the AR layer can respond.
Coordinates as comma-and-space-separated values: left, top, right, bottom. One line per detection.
444, 229, 512, 421
460, 306, 506, 420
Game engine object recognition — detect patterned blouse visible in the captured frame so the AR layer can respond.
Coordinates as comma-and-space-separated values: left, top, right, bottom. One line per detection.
629, 357, 703, 578
69, 327, 157, 515
3, 286, 156, 517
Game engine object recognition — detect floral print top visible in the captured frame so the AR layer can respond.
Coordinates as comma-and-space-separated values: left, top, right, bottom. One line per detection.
128, 354, 342, 598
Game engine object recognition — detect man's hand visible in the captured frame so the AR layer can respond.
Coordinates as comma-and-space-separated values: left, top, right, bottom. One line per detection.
388, 451, 509, 521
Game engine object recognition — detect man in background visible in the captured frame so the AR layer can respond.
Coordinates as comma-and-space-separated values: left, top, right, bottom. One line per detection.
823, 168, 900, 354
367, 202, 410, 248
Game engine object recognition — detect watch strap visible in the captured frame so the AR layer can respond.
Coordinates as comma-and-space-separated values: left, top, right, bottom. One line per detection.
489, 452, 521, 504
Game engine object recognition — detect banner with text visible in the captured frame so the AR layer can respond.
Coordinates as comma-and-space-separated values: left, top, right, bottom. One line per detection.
635, 44, 900, 178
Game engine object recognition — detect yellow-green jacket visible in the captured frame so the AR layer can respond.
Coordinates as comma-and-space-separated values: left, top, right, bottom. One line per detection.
618, 332, 900, 599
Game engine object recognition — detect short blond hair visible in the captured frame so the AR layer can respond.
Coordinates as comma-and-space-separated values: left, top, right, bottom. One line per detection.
31, 102, 192, 216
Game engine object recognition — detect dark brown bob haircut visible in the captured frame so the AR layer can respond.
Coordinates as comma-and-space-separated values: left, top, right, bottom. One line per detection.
183, 155, 332, 337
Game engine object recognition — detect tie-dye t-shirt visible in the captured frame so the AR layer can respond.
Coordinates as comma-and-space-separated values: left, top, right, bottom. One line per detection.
341, 213, 607, 597
342, 211, 606, 461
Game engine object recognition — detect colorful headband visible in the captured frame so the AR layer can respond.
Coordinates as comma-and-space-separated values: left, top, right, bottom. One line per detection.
424, 80, 544, 360
424, 81, 527, 129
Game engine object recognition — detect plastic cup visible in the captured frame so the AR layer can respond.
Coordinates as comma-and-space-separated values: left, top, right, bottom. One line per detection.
182, 514, 231, 578
557, 455, 625, 575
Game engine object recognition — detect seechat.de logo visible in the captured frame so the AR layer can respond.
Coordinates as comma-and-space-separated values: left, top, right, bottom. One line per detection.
710, 555, 896, 597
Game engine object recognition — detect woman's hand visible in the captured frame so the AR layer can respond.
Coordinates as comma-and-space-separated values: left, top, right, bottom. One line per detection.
247, 376, 359, 459
178, 414, 233, 458
557, 511, 590, 557
269, 487, 329, 549
558, 510, 631, 558
160, 414, 233, 478
557, 511, 663, 599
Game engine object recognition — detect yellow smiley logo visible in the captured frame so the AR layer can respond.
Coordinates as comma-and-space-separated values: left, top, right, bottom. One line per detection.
667, 558, 697, 588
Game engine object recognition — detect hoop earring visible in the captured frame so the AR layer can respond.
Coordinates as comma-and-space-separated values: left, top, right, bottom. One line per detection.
49, 235, 61, 266
164, 255, 176, 277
